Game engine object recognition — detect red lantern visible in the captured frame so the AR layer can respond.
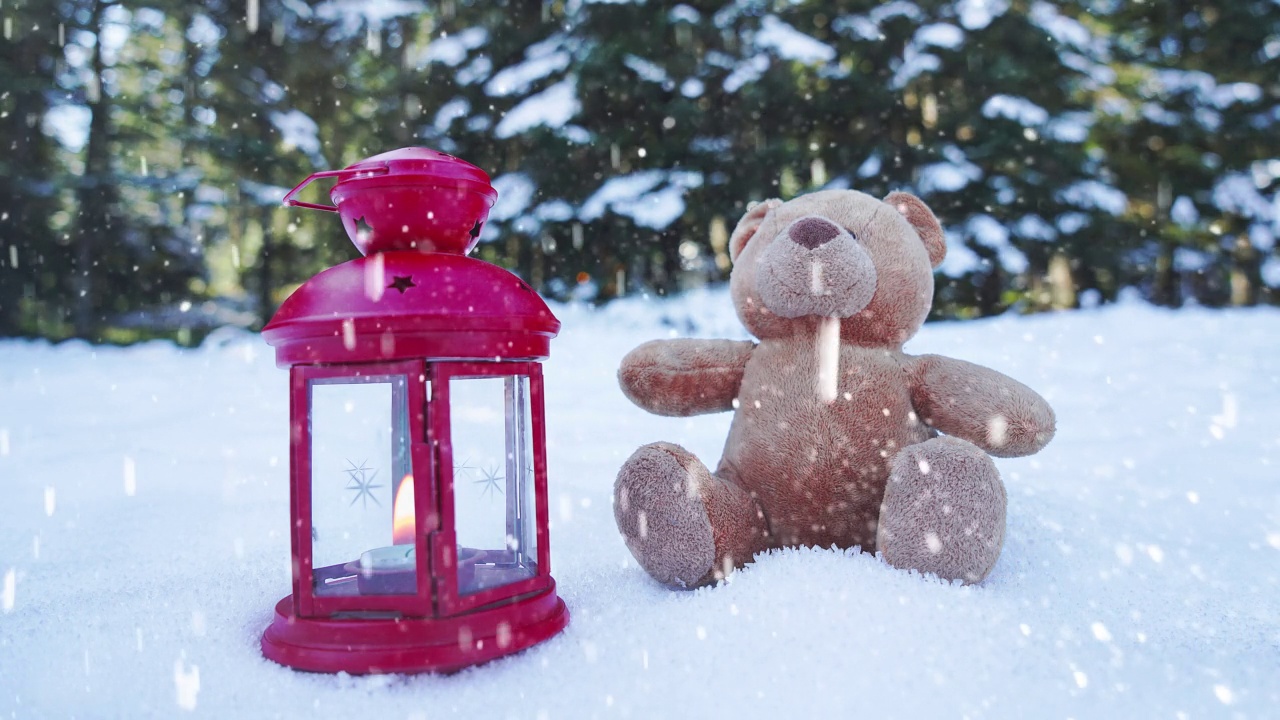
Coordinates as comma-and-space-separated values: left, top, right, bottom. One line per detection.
260, 148, 569, 674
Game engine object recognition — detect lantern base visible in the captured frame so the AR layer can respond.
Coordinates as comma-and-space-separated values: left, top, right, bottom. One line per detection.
261, 583, 569, 674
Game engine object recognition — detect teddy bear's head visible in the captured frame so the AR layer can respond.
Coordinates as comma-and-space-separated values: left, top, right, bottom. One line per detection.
727, 189, 946, 346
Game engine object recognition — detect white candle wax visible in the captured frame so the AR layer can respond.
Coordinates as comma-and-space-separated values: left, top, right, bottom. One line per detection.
359, 543, 415, 572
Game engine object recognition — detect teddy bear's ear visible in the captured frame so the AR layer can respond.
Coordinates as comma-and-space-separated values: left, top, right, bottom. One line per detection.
729, 199, 781, 263
885, 191, 945, 268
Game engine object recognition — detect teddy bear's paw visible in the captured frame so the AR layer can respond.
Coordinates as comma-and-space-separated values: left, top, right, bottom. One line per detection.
614, 442, 717, 588
876, 436, 1007, 585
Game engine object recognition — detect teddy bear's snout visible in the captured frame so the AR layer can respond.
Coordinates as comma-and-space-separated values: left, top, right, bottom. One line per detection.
789, 216, 842, 250
755, 215, 878, 319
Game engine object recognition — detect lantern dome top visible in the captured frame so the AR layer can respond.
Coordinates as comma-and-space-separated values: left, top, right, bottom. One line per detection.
262, 252, 560, 367
283, 147, 497, 257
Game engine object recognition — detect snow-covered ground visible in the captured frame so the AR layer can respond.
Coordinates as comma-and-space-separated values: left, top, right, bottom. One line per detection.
2, 290, 1278, 718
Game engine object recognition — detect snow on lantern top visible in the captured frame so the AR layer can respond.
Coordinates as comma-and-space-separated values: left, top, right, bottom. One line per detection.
282, 147, 498, 256
266, 148, 558, 367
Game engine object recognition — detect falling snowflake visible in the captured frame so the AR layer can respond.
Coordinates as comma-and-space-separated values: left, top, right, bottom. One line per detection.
344, 459, 382, 508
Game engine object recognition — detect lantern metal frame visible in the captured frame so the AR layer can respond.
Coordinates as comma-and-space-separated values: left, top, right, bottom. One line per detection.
259, 148, 569, 675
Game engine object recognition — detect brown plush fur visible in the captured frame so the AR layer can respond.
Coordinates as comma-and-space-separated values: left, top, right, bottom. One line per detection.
615, 189, 1055, 587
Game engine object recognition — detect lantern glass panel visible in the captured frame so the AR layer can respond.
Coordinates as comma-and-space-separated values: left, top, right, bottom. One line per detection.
449, 375, 538, 595
309, 375, 415, 597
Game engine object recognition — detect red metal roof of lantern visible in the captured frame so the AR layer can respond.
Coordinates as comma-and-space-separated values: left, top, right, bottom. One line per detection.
259, 148, 569, 674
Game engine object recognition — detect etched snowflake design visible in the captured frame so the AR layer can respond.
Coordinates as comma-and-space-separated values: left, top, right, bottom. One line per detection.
344, 459, 382, 508
475, 465, 505, 498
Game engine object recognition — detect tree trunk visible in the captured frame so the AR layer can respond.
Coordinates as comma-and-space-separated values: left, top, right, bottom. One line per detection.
257, 206, 274, 325
1229, 236, 1258, 306
1048, 252, 1076, 309
75, 0, 116, 338
1151, 240, 1178, 307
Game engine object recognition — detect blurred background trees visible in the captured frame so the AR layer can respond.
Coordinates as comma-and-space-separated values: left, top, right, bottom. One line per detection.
1, 0, 1277, 343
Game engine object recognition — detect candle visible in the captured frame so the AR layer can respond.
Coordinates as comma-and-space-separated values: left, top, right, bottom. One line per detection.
359, 543, 415, 572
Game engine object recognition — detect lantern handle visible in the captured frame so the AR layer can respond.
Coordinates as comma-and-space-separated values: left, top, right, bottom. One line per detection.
281, 164, 391, 212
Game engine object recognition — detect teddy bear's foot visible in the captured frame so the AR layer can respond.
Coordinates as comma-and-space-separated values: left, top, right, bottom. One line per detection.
876, 436, 1007, 584
615, 442, 769, 588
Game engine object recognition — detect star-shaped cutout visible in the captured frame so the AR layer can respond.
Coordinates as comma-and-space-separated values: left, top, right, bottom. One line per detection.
344, 459, 382, 508
475, 465, 505, 498
470, 220, 483, 238
387, 275, 416, 293
355, 216, 374, 242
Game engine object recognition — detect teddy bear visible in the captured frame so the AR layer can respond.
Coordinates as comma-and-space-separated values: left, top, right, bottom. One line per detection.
614, 189, 1055, 587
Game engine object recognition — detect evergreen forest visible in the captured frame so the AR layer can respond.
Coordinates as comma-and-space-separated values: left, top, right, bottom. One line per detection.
2, 0, 1278, 343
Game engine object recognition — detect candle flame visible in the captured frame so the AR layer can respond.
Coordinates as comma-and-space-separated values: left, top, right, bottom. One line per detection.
392, 475, 415, 545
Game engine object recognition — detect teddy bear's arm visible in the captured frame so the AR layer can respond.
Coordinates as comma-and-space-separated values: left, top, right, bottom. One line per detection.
907, 354, 1056, 458
618, 339, 756, 417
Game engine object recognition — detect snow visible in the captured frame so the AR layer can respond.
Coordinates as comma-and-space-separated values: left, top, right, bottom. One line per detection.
832, 14, 883, 41
1029, 1, 1093, 50
2, 294, 1280, 717
869, 0, 923, 24
535, 200, 575, 222
955, 0, 1009, 30
680, 78, 705, 98
579, 171, 701, 229
1056, 180, 1128, 216
416, 28, 488, 67
1046, 112, 1092, 142
1174, 247, 1211, 273
857, 153, 882, 178
1263, 256, 1280, 286
891, 43, 941, 89
452, 56, 491, 86
939, 230, 983, 277
432, 98, 470, 132
485, 38, 572, 97
968, 214, 1028, 273
314, 0, 425, 37
755, 16, 836, 64
723, 54, 771, 93
914, 23, 964, 50
488, 173, 536, 222
1213, 173, 1276, 223
494, 78, 581, 139
42, 104, 92, 152
1014, 214, 1057, 241
268, 109, 320, 156
668, 4, 699, 23
1171, 196, 1199, 228
982, 94, 1049, 126
917, 148, 983, 193
622, 54, 669, 84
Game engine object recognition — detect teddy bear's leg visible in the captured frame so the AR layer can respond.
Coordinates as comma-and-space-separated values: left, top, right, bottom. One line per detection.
615, 442, 769, 588
876, 436, 1007, 584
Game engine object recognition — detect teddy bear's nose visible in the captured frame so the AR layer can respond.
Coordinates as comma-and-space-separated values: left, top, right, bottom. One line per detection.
789, 217, 841, 250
